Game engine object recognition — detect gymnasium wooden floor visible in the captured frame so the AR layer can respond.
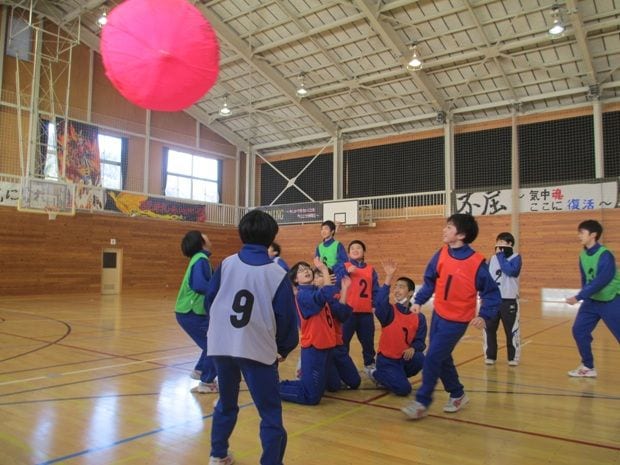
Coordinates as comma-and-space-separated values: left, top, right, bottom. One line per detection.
0, 293, 618, 465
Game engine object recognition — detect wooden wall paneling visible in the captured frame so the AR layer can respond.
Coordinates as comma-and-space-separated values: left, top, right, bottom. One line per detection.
91, 53, 147, 130
1, 206, 618, 297
0, 207, 241, 295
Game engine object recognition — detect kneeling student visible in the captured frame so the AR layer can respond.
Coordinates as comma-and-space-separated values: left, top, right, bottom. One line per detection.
369, 260, 426, 396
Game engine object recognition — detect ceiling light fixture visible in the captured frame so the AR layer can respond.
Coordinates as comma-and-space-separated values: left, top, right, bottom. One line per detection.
296, 72, 308, 97
219, 95, 231, 116
406, 43, 423, 71
97, 8, 108, 27
548, 4, 565, 36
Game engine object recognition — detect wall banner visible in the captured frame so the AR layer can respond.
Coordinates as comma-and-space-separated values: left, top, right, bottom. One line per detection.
456, 181, 618, 216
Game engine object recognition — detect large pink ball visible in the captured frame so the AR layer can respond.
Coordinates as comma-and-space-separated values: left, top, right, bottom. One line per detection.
100, 0, 219, 112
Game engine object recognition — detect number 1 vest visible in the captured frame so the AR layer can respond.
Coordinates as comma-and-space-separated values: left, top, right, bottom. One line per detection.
378, 307, 419, 359
434, 246, 484, 323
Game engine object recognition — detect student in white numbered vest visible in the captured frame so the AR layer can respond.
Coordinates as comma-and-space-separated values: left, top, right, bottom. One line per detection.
483, 232, 523, 366
206, 210, 298, 465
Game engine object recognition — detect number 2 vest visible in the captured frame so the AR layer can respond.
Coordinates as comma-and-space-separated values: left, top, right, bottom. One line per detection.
378, 307, 419, 359
345, 262, 374, 312
434, 246, 485, 323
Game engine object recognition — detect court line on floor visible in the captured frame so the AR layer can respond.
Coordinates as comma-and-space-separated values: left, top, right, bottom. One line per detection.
0, 351, 197, 387
35, 401, 249, 465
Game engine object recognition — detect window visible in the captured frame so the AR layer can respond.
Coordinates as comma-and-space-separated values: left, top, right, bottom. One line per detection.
43, 121, 125, 189
165, 149, 220, 203
99, 134, 123, 189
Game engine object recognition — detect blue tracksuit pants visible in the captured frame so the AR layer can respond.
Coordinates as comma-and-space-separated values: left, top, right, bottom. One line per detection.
415, 312, 468, 407
343, 312, 376, 366
211, 356, 286, 465
326, 344, 361, 391
374, 352, 424, 396
572, 295, 620, 368
175, 311, 217, 383
279, 346, 330, 405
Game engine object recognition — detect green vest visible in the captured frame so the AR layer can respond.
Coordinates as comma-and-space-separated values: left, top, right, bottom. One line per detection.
318, 240, 340, 268
579, 245, 620, 302
175, 252, 209, 314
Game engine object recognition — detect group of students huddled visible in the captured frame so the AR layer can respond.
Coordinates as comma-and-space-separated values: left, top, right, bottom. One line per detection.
174, 211, 620, 465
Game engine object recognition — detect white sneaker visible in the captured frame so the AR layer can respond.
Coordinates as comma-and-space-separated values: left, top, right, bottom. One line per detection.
208, 453, 234, 465
485, 359, 496, 365
567, 365, 597, 378
190, 369, 202, 380
191, 381, 219, 394
366, 368, 384, 388
508, 360, 519, 366
364, 363, 376, 377
443, 394, 469, 413
401, 400, 428, 420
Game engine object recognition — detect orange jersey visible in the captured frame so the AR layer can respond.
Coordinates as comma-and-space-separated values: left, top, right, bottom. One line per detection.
378, 307, 420, 359
345, 262, 374, 312
297, 299, 337, 349
434, 246, 484, 322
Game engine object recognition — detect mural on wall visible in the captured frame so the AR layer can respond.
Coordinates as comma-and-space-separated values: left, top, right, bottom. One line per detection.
75, 184, 105, 211
56, 120, 101, 186
0, 181, 20, 206
456, 181, 618, 216
106, 190, 206, 222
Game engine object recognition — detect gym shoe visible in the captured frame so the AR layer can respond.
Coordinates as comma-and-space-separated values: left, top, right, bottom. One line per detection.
443, 394, 469, 413
208, 453, 234, 465
190, 381, 219, 394
364, 363, 376, 377
401, 401, 428, 420
567, 365, 597, 378
508, 360, 519, 366
190, 369, 202, 380
485, 359, 496, 365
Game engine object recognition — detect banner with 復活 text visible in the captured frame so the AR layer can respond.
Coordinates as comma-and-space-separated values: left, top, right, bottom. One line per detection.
455, 181, 618, 216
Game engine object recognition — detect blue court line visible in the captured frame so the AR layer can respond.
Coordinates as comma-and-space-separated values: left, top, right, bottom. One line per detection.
36, 401, 255, 465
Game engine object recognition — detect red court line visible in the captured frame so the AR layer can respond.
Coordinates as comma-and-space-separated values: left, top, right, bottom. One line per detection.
322, 394, 619, 451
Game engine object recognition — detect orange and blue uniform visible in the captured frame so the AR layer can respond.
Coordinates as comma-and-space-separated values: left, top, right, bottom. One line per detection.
279, 283, 348, 405
343, 259, 380, 367
414, 244, 500, 407
326, 292, 361, 391
373, 284, 427, 396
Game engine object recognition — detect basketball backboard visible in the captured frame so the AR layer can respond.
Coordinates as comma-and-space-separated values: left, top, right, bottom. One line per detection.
323, 200, 358, 226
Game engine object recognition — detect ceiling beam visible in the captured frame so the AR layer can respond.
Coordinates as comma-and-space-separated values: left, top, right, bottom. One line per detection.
353, 0, 446, 111
462, 0, 518, 101
565, 0, 597, 86
198, 4, 338, 137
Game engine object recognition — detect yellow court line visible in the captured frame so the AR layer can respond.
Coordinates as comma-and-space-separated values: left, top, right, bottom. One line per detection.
230, 403, 369, 462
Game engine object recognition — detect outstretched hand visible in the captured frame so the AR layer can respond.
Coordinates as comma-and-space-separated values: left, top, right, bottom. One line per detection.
382, 258, 397, 276
469, 316, 485, 329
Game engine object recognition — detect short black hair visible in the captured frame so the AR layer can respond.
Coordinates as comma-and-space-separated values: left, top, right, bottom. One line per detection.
288, 261, 312, 286
447, 213, 479, 244
181, 230, 205, 258
496, 232, 515, 246
578, 219, 603, 241
348, 239, 366, 252
270, 242, 282, 256
397, 276, 415, 292
238, 210, 279, 246
321, 220, 336, 233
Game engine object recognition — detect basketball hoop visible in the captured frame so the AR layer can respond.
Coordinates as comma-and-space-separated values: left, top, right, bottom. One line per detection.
45, 206, 59, 221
